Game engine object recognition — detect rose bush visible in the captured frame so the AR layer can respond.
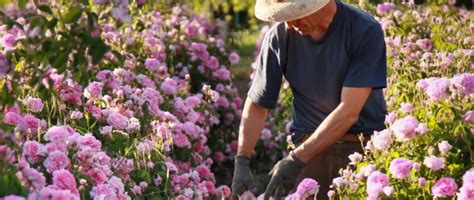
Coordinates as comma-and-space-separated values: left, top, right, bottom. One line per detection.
0, 1, 241, 199
248, 0, 473, 199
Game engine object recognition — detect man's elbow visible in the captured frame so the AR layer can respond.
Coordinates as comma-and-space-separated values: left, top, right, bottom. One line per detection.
340, 107, 360, 125
346, 114, 359, 125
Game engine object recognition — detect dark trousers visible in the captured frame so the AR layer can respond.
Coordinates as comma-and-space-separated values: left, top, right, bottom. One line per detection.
293, 141, 364, 200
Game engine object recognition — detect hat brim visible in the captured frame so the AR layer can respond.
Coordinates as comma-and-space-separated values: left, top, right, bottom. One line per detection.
255, 0, 330, 22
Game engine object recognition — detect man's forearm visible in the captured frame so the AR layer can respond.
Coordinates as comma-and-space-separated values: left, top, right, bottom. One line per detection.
293, 104, 359, 163
237, 97, 268, 158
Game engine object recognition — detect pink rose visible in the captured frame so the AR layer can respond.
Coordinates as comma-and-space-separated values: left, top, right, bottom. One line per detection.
457, 170, 474, 199
206, 56, 219, 70
1, 33, 16, 51
17, 167, 46, 190
438, 140, 452, 154
463, 111, 474, 124
142, 87, 163, 105
53, 169, 77, 193
415, 39, 433, 51
414, 123, 428, 135
215, 185, 231, 198
90, 184, 117, 199
26, 97, 44, 113
376, 3, 396, 15
212, 68, 230, 81
371, 129, 392, 150
107, 112, 128, 130
84, 81, 103, 99
432, 177, 458, 198
133, 185, 142, 195
3, 112, 22, 125
229, 52, 240, 65
289, 178, 319, 199
196, 165, 212, 180
44, 126, 76, 144
416, 77, 451, 101
78, 133, 102, 151
217, 96, 230, 108
391, 116, 419, 141
400, 103, 413, 113
419, 177, 427, 186
367, 171, 390, 198
36, 186, 79, 199
451, 73, 474, 96
44, 151, 70, 172
389, 158, 412, 179
160, 78, 178, 95
87, 167, 107, 184
69, 110, 83, 120
383, 186, 394, 197
423, 156, 445, 171
173, 133, 191, 148
3, 195, 25, 200
385, 112, 396, 124
348, 152, 363, 165
23, 141, 43, 163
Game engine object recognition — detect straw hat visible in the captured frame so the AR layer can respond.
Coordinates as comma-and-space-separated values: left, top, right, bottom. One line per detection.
255, 0, 330, 22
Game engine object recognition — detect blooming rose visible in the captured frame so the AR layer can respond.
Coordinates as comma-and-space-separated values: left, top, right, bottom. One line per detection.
367, 171, 390, 198
391, 116, 419, 141
438, 140, 452, 154
228, 52, 240, 65
432, 177, 458, 198
423, 156, 445, 171
457, 170, 474, 199
371, 129, 392, 150
53, 169, 77, 193
26, 97, 44, 113
389, 158, 413, 179
107, 112, 128, 130
286, 178, 319, 200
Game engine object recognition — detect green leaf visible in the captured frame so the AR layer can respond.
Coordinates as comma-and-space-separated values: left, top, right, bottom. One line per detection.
37, 5, 53, 14
48, 18, 58, 30
15, 60, 24, 71
51, 51, 70, 72
112, 50, 124, 64
90, 39, 108, 65
137, 169, 152, 183
0, 0, 12, 7
17, 0, 27, 9
63, 6, 83, 24
81, 0, 89, 6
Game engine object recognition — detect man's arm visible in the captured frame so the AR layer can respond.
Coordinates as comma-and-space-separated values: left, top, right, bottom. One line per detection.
293, 87, 372, 163
237, 97, 268, 157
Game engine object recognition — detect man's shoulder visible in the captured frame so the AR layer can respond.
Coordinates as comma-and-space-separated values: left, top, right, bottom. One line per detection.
340, 2, 384, 45
341, 2, 380, 28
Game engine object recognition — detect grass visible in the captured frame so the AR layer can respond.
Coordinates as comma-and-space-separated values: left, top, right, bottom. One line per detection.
229, 28, 261, 99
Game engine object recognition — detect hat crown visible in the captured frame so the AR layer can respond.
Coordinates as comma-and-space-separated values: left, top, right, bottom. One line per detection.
255, 0, 330, 22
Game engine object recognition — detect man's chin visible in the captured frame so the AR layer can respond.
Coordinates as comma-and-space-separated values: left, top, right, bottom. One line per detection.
296, 30, 310, 35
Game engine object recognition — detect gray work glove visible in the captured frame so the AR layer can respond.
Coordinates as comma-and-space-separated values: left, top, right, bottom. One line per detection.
231, 155, 255, 200
264, 151, 305, 200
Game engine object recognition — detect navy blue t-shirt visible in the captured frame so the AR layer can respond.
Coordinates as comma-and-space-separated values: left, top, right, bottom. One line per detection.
248, 1, 388, 137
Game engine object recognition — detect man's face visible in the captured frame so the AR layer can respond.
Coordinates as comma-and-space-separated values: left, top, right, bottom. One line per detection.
286, 16, 314, 35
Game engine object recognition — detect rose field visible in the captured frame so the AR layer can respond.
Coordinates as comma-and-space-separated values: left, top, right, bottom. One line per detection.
0, 0, 472, 199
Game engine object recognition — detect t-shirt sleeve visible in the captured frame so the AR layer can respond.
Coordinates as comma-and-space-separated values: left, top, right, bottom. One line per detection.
247, 30, 283, 109
343, 24, 387, 89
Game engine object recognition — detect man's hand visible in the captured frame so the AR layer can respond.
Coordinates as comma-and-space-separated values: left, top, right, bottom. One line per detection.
264, 151, 305, 199
231, 155, 255, 200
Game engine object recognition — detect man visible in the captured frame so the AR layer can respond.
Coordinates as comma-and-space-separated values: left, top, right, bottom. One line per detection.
231, 0, 387, 199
